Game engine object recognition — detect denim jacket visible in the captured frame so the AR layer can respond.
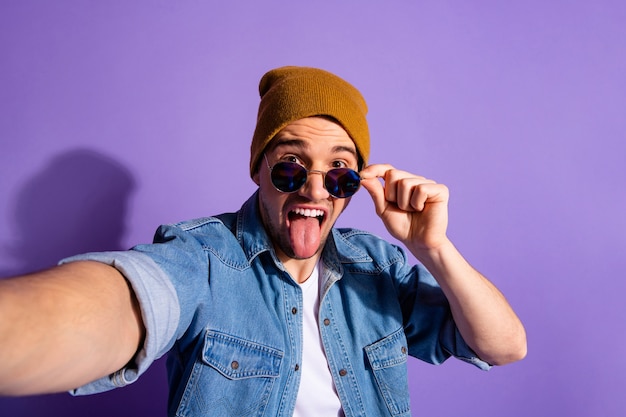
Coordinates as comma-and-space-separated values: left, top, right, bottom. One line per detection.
64, 191, 488, 417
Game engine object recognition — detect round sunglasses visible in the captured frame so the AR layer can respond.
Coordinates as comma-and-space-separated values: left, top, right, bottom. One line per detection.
264, 154, 361, 198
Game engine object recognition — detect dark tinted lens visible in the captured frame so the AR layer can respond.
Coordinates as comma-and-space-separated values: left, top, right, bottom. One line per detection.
325, 168, 361, 198
271, 162, 308, 193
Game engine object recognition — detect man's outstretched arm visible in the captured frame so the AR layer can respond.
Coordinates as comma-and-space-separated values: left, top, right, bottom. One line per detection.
0, 261, 145, 395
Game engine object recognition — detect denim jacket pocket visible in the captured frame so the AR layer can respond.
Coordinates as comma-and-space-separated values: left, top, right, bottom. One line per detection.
175, 330, 283, 417
364, 328, 411, 417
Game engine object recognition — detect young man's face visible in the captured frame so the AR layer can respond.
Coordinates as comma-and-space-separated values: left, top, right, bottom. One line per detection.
253, 117, 360, 263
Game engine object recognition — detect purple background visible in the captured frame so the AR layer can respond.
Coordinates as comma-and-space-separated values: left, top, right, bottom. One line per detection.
1, 1, 625, 416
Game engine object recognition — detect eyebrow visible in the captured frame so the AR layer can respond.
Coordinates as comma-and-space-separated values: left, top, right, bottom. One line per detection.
270, 138, 358, 159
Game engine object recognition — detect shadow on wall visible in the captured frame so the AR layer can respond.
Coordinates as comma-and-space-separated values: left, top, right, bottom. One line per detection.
0, 149, 168, 416
2, 149, 134, 276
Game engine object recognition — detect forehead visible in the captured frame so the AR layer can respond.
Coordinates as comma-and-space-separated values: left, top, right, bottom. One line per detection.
267, 117, 357, 156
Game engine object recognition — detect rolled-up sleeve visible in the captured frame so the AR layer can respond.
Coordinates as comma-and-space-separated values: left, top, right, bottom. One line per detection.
399, 262, 492, 371
60, 250, 180, 395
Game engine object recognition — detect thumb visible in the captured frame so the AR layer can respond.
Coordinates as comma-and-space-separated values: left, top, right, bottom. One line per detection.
359, 164, 392, 216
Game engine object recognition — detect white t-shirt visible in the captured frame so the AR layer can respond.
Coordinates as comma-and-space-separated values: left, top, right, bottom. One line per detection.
293, 263, 344, 417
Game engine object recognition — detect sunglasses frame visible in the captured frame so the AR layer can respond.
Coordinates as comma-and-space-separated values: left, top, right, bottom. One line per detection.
264, 154, 361, 199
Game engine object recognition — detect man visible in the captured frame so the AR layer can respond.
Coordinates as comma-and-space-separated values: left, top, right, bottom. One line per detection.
0, 66, 526, 416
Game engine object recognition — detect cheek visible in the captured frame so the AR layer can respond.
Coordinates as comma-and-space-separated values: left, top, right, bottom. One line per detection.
258, 167, 275, 190
329, 199, 350, 222
258, 185, 287, 221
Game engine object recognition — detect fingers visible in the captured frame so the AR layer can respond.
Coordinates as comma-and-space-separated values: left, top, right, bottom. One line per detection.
360, 164, 448, 212
384, 172, 438, 212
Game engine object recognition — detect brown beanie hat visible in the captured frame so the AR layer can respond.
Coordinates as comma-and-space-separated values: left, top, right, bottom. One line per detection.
249, 66, 370, 177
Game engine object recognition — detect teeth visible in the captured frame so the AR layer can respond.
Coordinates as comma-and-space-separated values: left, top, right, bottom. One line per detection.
292, 208, 324, 218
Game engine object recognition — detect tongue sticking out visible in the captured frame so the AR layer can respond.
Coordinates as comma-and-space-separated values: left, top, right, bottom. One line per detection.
289, 213, 322, 259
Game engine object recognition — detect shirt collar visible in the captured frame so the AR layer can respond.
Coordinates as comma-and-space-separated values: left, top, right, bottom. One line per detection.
236, 191, 274, 263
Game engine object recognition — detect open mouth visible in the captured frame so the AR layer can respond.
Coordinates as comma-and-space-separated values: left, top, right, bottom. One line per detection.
289, 207, 325, 225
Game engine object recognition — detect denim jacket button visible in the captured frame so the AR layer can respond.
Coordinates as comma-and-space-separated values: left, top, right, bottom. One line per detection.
292, 307, 298, 315
294, 364, 300, 371
339, 369, 347, 377
323, 318, 330, 326
231, 361, 239, 370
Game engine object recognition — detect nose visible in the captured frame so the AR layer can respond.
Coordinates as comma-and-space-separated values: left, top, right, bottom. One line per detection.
298, 169, 330, 200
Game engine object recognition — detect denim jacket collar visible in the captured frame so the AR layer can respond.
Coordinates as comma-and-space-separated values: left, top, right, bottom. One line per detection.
236, 191, 274, 263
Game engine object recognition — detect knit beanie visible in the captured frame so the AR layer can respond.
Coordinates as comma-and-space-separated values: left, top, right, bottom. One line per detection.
249, 66, 370, 177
